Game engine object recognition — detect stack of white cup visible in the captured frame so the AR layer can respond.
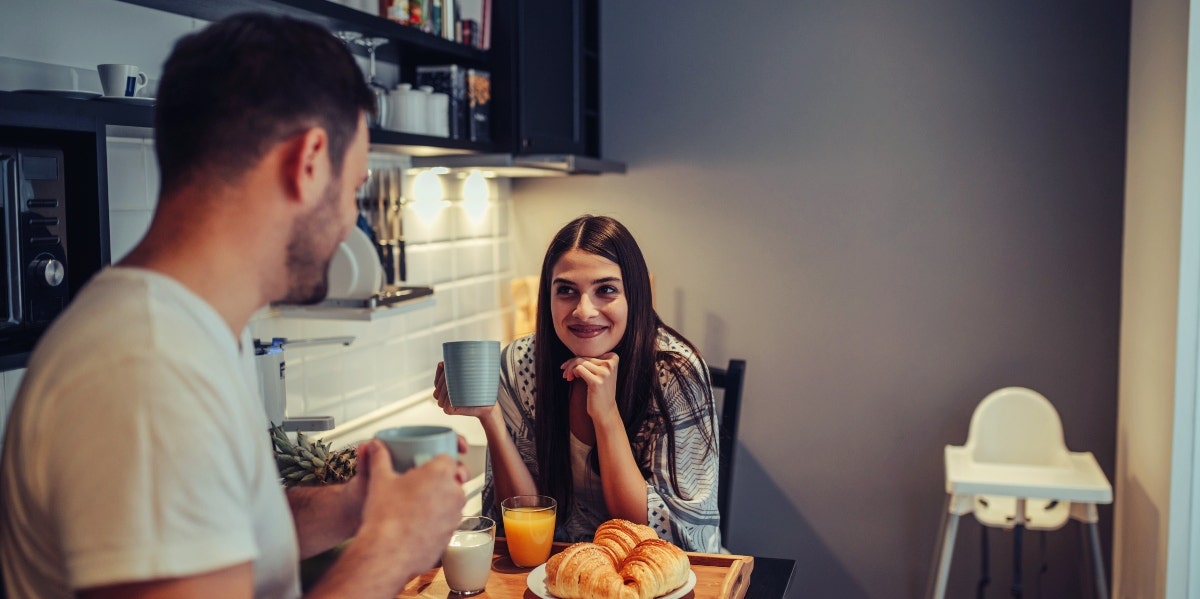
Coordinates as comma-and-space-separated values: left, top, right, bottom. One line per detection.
428, 91, 449, 137
386, 84, 449, 137
395, 84, 425, 134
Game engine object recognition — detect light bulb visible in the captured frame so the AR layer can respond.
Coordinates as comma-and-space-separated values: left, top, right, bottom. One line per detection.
410, 170, 445, 223
461, 170, 490, 223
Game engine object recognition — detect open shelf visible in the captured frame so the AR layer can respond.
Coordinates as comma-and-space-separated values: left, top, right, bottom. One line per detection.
114, 0, 489, 66
0, 91, 495, 156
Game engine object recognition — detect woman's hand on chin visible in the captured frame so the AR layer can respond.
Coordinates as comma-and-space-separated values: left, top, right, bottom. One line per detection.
561, 353, 621, 422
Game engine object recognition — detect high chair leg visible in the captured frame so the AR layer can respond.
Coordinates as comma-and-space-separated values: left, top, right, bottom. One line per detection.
929, 508, 961, 599
1087, 522, 1109, 599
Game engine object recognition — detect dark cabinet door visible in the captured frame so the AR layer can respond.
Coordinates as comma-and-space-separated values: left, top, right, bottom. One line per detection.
516, 0, 586, 155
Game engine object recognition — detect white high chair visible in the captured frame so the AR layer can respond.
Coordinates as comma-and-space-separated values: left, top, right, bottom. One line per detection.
928, 387, 1112, 599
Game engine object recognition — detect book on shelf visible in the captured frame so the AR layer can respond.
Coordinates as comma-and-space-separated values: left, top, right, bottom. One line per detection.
381, 0, 489, 50
454, 0, 489, 49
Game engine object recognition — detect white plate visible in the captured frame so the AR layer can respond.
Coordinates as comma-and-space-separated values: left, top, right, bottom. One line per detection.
15, 89, 101, 100
326, 227, 383, 299
96, 96, 156, 106
526, 563, 697, 599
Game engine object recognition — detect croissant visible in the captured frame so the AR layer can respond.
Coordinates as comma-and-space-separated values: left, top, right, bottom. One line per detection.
618, 539, 692, 599
544, 520, 690, 599
593, 519, 658, 558
546, 543, 634, 599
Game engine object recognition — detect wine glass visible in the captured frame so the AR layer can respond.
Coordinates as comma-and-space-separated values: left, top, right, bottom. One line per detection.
333, 30, 363, 46
353, 36, 391, 128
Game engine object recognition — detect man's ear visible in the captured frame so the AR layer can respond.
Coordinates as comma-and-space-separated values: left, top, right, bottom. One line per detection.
284, 127, 330, 206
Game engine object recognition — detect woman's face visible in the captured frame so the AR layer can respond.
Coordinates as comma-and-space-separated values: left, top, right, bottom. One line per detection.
550, 249, 628, 357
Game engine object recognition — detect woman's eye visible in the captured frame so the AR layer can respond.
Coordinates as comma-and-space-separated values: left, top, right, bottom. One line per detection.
555, 285, 576, 296
599, 285, 619, 295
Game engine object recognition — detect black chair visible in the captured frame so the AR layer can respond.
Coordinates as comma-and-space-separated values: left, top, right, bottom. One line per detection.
710, 358, 746, 543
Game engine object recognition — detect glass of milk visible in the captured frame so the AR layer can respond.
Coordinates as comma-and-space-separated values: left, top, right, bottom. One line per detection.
443, 516, 496, 595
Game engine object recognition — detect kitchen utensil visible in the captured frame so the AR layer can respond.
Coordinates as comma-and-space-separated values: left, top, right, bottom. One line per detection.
253, 336, 354, 430
327, 227, 383, 299
358, 166, 405, 285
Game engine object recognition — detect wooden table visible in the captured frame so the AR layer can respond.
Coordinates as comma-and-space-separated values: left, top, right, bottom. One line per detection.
398, 538, 756, 599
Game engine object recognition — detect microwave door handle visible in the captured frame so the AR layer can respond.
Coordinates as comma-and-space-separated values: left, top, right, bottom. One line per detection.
1, 155, 21, 325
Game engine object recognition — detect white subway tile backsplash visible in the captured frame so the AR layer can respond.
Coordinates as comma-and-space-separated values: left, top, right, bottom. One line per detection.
428, 246, 456, 284
497, 240, 511, 273
433, 285, 457, 325
283, 362, 308, 417
109, 210, 152, 263
403, 330, 437, 381
403, 203, 454, 244
343, 389, 378, 423
457, 204, 494, 239
404, 245, 433, 286
144, 149, 161, 203
340, 344, 377, 397
106, 140, 150, 212
375, 339, 407, 390
496, 191, 511, 236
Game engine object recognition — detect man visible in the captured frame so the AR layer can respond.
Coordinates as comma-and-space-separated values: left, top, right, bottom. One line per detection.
0, 13, 467, 598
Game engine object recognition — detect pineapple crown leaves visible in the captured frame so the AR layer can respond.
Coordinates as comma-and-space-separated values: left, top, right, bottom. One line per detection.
269, 425, 357, 487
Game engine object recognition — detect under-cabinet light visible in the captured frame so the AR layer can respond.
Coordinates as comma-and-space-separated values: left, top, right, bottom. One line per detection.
460, 170, 490, 223
410, 170, 446, 222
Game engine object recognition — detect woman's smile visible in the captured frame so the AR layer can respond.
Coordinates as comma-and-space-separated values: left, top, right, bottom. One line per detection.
567, 324, 609, 338
551, 249, 628, 357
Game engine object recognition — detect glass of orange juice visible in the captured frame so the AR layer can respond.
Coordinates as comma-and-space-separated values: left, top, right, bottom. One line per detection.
500, 495, 557, 567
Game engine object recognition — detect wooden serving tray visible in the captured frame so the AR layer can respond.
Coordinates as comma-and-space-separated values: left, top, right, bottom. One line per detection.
397, 538, 755, 599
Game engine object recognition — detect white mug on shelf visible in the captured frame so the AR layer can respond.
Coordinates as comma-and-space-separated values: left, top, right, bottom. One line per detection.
97, 64, 147, 98
388, 83, 408, 131
428, 92, 449, 138
400, 85, 427, 135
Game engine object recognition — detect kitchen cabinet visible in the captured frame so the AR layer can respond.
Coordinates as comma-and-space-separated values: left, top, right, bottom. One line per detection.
1, 0, 618, 169
494, 0, 600, 156
107, 0, 612, 164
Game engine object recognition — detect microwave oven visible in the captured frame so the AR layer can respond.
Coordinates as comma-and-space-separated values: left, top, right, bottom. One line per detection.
0, 121, 108, 368
0, 146, 71, 351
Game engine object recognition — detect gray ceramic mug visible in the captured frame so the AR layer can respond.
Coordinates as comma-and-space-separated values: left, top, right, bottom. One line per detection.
442, 340, 501, 407
374, 425, 457, 472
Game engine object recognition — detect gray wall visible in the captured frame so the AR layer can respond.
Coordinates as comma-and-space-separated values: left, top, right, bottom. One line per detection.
510, 2, 1129, 597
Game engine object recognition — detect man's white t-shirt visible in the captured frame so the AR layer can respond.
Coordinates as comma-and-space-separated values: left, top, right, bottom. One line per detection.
0, 267, 300, 598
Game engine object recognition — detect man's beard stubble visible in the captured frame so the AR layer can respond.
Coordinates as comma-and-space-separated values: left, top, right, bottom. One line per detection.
280, 180, 344, 305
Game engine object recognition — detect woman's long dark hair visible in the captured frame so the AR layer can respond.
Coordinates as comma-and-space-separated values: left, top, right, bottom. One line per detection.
532, 215, 716, 518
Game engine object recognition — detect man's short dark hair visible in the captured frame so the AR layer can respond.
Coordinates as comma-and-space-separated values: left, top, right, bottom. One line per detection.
154, 13, 375, 197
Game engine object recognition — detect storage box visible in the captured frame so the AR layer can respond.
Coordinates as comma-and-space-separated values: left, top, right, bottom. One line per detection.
466, 68, 490, 143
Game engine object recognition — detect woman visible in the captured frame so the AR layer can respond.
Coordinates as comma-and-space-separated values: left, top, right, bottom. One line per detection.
434, 215, 721, 552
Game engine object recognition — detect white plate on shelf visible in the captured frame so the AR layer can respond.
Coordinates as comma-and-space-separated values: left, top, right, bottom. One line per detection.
526, 563, 696, 599
327, 227, 383, 299
14, 89, 102, 100
96, 96, 155, 106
